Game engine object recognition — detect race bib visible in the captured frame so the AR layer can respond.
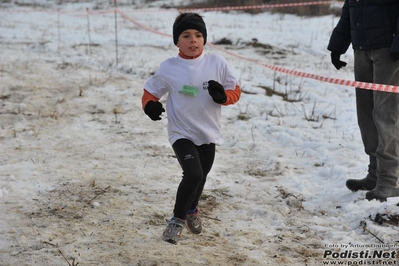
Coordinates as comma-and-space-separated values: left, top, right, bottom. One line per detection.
179, 85, 199, 96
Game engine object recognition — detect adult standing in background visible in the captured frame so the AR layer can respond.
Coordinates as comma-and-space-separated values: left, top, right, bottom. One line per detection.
327, 0, 399, 201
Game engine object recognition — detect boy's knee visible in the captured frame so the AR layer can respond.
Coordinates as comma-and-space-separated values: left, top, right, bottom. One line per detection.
183, 171, 203, 185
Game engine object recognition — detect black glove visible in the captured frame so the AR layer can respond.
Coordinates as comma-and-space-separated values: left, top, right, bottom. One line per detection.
331, 52, 347, 70
144, 100, 165, 121
207, 80, 227, 104
391, 52, 399, 62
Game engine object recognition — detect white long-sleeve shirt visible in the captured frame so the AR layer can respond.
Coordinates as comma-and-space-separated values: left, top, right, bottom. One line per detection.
144, 52, 238, 146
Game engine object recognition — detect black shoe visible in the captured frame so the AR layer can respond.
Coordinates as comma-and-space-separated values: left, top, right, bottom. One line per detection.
366, 185, 399, 202
346, 174, 376, 191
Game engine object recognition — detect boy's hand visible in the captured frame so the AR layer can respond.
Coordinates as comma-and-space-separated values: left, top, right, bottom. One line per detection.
144, 101, 165, 121
208, 80, 227, 104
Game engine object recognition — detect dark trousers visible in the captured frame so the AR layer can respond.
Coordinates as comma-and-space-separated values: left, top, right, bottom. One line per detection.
172, 139, 215, 220
354, 48, 399, 187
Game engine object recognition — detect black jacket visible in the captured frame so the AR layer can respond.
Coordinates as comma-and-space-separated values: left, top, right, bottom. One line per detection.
328, 0, 399, 54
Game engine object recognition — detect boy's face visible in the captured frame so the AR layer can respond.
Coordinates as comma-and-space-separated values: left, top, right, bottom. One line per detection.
176, 29, 204, 57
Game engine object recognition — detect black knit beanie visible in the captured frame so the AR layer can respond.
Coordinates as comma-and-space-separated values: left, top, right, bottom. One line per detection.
173, 13, 207, 45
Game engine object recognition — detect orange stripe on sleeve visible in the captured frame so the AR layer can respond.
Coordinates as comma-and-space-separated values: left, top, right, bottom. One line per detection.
223, 85, 241, 105
142, 89, 160, 110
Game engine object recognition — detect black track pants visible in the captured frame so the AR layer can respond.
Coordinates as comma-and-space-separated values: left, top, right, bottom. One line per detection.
172, 139, 215, 220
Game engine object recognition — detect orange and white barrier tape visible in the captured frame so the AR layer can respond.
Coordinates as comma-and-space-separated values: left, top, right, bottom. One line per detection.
117, 10, 170, 37
6, 2, 398, 92
209, 44, 399, 93
117, 10, 399, 93
2, 1, 342, 14
120, 1, 342, 13
113, 1, 342, 14
177, 1, 336, 12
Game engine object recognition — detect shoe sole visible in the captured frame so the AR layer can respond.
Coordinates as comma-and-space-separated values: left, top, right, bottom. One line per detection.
347, 186, 374, 192
162, 236, 179, 244
346, 183, 375, 192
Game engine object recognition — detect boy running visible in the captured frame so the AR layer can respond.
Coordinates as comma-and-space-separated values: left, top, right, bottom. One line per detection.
141, 12, 241, 244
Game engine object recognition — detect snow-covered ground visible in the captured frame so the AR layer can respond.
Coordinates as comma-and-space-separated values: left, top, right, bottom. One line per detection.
1, 1, 398, 265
